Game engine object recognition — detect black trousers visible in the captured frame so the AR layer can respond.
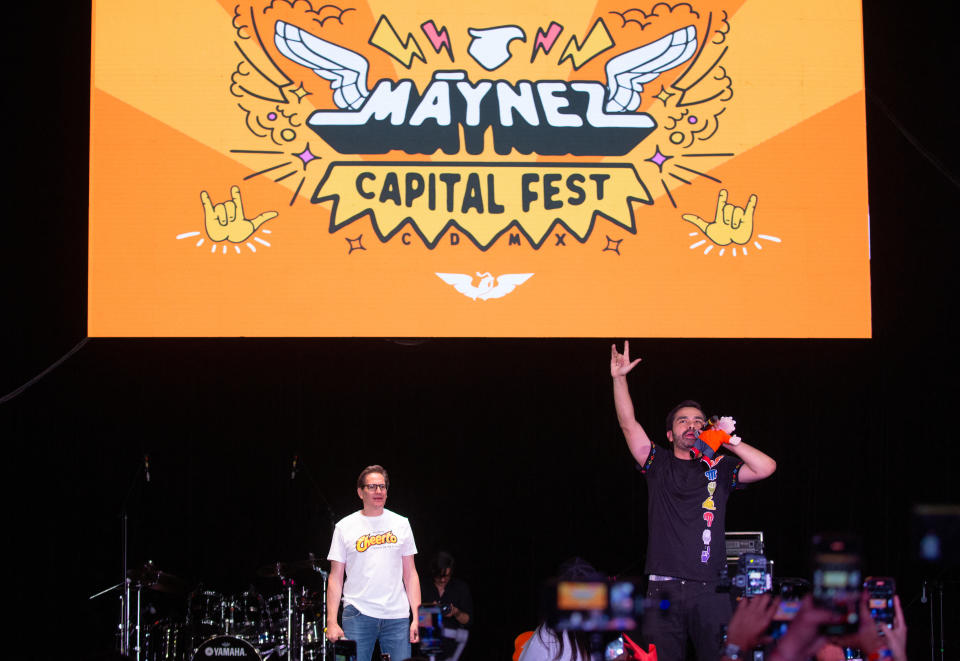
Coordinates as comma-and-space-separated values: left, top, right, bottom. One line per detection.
641, 579, 732, 661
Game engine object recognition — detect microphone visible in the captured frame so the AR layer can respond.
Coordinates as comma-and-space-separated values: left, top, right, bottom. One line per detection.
144, 454, 151, 483
921, 581, 927, 604
291, 455, 298, 480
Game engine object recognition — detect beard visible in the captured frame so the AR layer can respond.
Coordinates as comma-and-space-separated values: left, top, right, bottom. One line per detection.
673, 432, 697, 451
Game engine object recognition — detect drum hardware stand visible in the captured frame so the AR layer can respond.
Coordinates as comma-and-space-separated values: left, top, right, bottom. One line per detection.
88, 579, 128, 653
121, 460, 143, 659
287, 580, 295, 661
318, 569, 328, 661
289, 454, 333, 661
296, 568, 328, 661
923, 578, 952, 661
88, 514, 141, 659
124, 510, 134, 659
134, 581, 143, 661
297, 586, 305, 661
89, 458, 148, 658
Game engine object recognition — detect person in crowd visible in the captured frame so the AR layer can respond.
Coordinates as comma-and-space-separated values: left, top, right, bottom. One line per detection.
517, 558, 602, 661
721, 591, 908, 661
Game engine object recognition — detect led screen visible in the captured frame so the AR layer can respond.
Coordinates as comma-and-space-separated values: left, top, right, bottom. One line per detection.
89, 0, 869, 337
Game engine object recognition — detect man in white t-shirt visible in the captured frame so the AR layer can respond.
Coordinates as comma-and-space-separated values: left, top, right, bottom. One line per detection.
326, 465, 421, 661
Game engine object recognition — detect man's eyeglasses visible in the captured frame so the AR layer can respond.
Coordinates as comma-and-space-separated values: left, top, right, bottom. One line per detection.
362, 484, 388, 492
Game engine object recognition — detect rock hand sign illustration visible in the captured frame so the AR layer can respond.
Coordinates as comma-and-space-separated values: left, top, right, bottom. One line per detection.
201, 186, 278, 243
683, 189, 756, 247
89, 0, 871, 337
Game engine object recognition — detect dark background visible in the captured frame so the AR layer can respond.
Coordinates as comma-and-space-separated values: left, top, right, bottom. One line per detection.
4, 2, 957, 660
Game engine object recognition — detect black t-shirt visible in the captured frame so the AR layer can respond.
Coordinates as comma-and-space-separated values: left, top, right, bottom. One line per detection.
420, 577, 473, 659
641, 443, 743, 582
421, 577, 473, 629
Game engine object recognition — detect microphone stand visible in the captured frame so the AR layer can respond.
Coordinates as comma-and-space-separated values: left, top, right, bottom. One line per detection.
291, 453, 338, 536
290, 454, 337, 661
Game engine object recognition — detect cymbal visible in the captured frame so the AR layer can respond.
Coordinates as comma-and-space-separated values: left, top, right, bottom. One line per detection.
127, 562, 189, 593
256, 557, 329, 578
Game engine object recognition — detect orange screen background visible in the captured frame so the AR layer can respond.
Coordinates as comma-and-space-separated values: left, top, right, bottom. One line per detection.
89, 0, 869, 337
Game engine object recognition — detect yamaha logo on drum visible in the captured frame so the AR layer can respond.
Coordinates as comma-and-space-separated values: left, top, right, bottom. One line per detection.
194, 634, 261, 659
205, 644, 249, 656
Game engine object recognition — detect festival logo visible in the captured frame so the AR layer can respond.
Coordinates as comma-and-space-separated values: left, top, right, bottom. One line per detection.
219, 1, 751, 256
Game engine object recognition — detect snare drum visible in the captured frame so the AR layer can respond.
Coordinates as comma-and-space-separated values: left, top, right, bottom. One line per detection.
192, 635, 262, 660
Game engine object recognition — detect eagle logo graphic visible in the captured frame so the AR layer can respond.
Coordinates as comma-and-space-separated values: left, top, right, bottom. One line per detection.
435, 272, 534, 300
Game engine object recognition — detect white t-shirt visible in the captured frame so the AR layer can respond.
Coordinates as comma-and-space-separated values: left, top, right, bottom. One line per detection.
327, 508, 417, 619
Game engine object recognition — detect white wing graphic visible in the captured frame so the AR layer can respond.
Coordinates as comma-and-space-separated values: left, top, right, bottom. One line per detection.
483, 273, 533, 300
436, 272, 534, 300
274, 20, 370, 110
436, 273, 480, 299
604, 25, 697, 113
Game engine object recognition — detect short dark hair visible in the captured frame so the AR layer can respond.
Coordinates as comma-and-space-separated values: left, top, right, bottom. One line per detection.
665, 400, 704, 431
430, 551, 456, 578
357, 465, 390, 490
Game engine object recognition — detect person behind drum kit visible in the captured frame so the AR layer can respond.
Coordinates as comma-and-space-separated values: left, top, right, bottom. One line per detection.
326, 465, 421, 661
419, 551, 473, 660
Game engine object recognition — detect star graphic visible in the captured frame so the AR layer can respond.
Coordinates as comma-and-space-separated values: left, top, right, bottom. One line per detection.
346, 235, 366, 254
291, 84, 310, 101
654, 86, 674, 105
294, 143, 319, 168
603, 236, 622, 255
645, 146, 672, 172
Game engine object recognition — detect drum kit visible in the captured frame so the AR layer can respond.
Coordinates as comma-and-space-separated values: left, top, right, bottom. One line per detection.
116, 558, 331, 661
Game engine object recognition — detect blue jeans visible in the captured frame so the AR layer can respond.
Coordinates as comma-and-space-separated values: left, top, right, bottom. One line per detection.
341, 604, 411, 661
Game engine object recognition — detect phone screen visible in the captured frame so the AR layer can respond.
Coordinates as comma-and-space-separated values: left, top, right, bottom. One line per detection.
812, 536, 862, 635
865, 577, 895, 626
767, 598, 801, 640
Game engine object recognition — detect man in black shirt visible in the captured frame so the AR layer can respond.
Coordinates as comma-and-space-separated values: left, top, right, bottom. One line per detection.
611, 342, 777, 661
420, 551, 472, 660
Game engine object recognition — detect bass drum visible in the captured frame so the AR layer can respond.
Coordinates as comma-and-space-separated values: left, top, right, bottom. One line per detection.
192, 635, 262, 660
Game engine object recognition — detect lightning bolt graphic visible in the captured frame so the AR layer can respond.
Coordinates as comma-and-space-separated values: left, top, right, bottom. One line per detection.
369, 15, 426, 68
421, 20, 453, 59
531, 21, 563, 62
558, 18, 614, 70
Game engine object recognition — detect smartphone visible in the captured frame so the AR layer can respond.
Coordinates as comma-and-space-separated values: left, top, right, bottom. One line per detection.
546, 579, 642, 632
811, 534, 861, 635
333, 639, 357, 661
767, 579, 806, 640
864, 576, 895, 627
